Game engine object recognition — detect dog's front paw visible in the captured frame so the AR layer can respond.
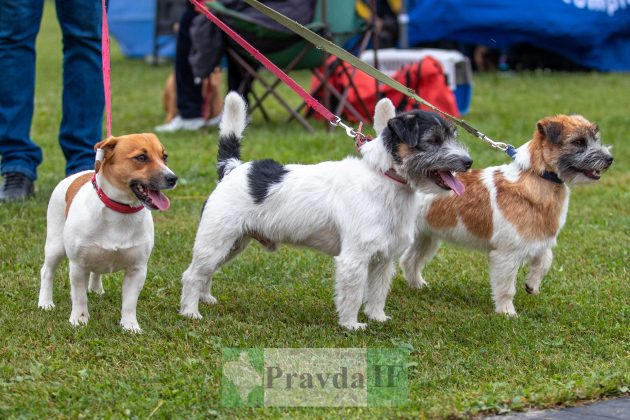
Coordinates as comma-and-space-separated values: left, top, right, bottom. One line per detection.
370, 313, 392, 323
340, 322, 367, 331
69, 312, 89, 326
364, 310, 392, 323
407, 277, 428, 289
200, 293, 217, 305
180, 309, 203, 320
38, 300, 55, 310
495, 301, 518, 317
120, 319, 143, 333
525, 284, 539, 295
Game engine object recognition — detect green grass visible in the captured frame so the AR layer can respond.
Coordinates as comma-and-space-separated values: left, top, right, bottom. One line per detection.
1, 3, 628, 418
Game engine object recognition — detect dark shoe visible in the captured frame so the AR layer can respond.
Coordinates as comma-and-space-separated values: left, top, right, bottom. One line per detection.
0, 172, 34, 201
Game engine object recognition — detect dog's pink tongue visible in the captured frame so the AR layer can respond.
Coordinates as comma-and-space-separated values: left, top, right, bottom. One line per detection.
438, 171, 465, 196
147, 189, 170, 211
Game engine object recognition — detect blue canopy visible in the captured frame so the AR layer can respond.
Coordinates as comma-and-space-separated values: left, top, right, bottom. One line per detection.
407, 0, 630, 71
108, 0, 177, 58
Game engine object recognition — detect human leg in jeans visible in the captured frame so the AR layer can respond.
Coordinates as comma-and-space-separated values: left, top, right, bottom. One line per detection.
56, 0, 104, 176
0, 0, 45, 199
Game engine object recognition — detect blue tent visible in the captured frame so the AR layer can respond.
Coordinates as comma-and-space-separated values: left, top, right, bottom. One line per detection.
108, 0, 177, 58
407, 0, 630, 71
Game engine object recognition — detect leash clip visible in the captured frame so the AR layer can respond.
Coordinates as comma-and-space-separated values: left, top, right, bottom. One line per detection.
477, 132, 509, 151
330, 116, 357, 138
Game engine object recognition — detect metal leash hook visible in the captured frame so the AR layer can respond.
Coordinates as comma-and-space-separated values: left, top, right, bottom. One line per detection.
330, 116, 358, 138
479, 133, 509, 151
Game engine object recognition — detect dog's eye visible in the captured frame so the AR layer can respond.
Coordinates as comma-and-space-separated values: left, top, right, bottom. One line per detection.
572, 138, 587, 148
163, 154, 168, 163
134, 154, 148, 163
429, 136, 443, 145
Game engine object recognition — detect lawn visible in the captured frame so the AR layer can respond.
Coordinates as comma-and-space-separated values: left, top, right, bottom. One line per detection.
0, 3, 628, 418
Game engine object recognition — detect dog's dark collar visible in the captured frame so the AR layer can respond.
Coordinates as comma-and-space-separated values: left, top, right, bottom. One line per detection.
383, 169, 408, 185
91, 174, 145, 214
505, 144, 564, 184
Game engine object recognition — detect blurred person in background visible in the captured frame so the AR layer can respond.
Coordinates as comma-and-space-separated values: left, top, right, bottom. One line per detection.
156, 0, 316, 133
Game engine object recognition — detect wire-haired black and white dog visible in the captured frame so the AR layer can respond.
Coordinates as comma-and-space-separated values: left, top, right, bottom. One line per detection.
179, 92, 472, 330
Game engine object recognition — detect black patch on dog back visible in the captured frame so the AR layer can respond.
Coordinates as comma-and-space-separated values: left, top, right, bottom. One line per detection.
248, 159, 288, 204
217, 132, 241, 180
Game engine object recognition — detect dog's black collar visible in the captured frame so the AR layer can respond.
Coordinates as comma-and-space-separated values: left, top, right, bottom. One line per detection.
539, 171, 564, 184
505, 145, 564, 184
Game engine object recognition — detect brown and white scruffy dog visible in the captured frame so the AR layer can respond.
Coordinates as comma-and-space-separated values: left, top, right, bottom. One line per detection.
401, 115, 613, 316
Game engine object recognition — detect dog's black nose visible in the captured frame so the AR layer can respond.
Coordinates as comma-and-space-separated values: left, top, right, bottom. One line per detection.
605, 155, 614, 167
462, 157, 473, 170
165, 173, 178, 187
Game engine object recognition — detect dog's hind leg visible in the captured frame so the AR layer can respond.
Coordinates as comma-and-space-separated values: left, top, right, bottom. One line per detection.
489, 250, 523, 317
68, 261, 90, 326
400, 234, 441, 289
335, 252, 370, 331
180, 231, 244, 319
88, 273, 104, 295
525, 248, 553, 295
364, 258, 394, 322
200, 236, 252, 306
38, 242, 66, 310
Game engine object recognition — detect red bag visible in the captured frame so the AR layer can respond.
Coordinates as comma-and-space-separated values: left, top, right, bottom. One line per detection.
309, 55, 460, 123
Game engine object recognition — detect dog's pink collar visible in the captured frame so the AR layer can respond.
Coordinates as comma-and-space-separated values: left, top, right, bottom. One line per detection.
91, 174, 144, 214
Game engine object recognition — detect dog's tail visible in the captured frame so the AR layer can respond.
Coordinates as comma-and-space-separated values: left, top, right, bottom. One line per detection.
217, 92, 247, 181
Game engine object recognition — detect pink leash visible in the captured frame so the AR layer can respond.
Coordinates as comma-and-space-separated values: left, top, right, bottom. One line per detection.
101, 0, 112, 138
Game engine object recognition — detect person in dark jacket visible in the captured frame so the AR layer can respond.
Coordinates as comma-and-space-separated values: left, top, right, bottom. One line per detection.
156, 0, 316, 132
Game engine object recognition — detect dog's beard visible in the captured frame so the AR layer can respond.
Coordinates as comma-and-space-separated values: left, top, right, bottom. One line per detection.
398, 152, 468, 194
556, 148, 612, 185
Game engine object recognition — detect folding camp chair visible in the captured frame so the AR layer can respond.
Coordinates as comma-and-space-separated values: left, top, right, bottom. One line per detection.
206, 1, 323, 131
207, 0, 375, 132
291, 0, 378, 128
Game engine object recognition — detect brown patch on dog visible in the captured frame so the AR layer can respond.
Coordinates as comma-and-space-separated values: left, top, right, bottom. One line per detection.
426, 170, 493, 239
494, 170, 565, 240
529, 114, 597, 175
94, 133, 168, 194
65, 172, 94, 218
397, 143, 414, 160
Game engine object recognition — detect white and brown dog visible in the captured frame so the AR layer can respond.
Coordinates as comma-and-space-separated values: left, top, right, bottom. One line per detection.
37, 134, 177, 332
401, 115, 613, 316
179, 93, 473, 330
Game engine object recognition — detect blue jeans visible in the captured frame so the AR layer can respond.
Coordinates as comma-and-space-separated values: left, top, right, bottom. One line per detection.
0, 0, 104, 180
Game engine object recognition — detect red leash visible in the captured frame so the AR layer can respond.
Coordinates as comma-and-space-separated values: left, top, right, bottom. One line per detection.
189, 0, 341, 126
97, 2, 147, 211
101, 0, 112, 138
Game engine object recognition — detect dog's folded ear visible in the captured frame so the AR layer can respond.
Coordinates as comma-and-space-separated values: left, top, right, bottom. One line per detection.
93, 137, 118, 172
373, 98, 395, 135
388, 116, 420, 147
537, 119, 562, 144
94, 136, 118, 152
